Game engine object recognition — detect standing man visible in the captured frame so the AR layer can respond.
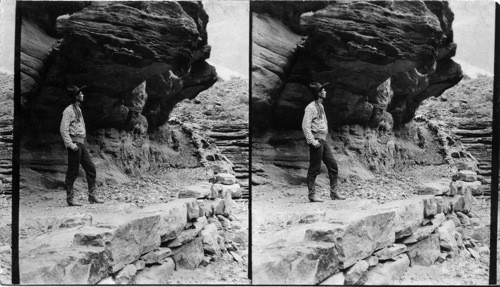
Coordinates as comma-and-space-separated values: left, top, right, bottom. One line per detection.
302, 82, 346, 202
60, 85, 104, 206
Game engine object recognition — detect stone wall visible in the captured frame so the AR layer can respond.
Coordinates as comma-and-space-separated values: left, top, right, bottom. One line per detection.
20, 192, 242, 284
253, 187, 483, 285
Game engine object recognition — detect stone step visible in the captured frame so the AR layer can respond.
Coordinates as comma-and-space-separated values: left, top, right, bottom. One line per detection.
460, 137, 492, 144
478, 170, 491, 176
453, 128, 492, 137
208, 131, 248, 140
457, 121, 491, 130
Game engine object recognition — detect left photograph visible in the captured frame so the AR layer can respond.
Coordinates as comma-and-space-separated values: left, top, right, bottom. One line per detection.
18, 1, 249, 284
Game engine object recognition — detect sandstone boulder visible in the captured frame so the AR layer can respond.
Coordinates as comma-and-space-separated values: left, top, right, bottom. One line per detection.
374, 244, 407, 261
72, 215, 162, 273
172, 238, 205, 270
423, 197, 438, 218
201, 223, 222, 257
21, 247, 109, 284
253, 242, 340, 285
138, 200, 190, 243
377, 196, 425, 239
406, 234, 440, 266
140, 248, 171, 265
344, 260, 369, 285
364, 254, 410, 285
178, 183, 211, 199
319, 272, 345, 285
114, 264, 137, 284
167, 216, 207, 248
305, 210, 396, 269
215, 173, 238, 185
437, 220, 459, 252
134, 258, 175, 284
418, 180, 450, 196
454, 170, 478, 182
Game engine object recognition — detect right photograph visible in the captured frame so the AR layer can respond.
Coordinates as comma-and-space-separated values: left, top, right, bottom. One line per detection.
251, 1, 494, 285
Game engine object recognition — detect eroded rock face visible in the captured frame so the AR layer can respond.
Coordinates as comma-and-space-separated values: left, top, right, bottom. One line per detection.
21, 1, 217, 133
252, 1, 462, 131
19, 1, 219, 178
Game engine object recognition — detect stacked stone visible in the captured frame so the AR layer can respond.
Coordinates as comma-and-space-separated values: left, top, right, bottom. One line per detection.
20, 197, 247, 284
418, 169, 489, 199
207, 123, 250, 198
210, 173, 243, 199
254, 193, 488, 285
177, 166, 243, 200
450, 170, 490, 196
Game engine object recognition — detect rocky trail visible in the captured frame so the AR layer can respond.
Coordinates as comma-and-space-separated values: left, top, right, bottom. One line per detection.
207, 123, 249, 198
253, 165, 491, 285
454, 120, 492, 180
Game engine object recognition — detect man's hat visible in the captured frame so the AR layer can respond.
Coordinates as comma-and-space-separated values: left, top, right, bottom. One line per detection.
309, 82, 330, 94
67, 85, 87, 97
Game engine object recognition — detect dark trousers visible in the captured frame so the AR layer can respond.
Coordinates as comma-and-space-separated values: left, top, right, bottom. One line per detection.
65, 142, 96, 191
308, 138, 338, 177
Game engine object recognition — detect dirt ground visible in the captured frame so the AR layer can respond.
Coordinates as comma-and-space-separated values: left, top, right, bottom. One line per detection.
252, 163, 491, 285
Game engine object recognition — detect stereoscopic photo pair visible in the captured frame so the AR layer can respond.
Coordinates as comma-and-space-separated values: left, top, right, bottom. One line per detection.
0, 0, 498, 285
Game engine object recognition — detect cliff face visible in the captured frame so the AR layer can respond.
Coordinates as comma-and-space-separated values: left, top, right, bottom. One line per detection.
252, 1, 463, 175
21, 1, 217, 133
20, 1, 219, 177
252, 0, 462, 131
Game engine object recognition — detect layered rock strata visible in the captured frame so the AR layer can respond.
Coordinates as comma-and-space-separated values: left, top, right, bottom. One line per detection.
207, 123, 249, 198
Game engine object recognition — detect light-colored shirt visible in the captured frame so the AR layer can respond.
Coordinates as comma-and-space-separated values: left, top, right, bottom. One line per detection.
302, 100, 328, 146
60, 104, 86, 149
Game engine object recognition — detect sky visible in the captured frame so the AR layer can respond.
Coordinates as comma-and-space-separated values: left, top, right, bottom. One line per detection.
449, 0, 495, 76
0, 0, 15, 74
0, 1, 495, 76
204, 0, 249, 79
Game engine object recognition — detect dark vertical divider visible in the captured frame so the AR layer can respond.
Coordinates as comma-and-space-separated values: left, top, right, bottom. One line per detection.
248, 1, 253, 282
12, 2, 21, 285
490, 3, 500, 285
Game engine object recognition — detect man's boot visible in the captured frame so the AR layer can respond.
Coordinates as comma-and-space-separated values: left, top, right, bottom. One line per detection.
66, 184, 82, 206
307, 175, 324, 202
329, 173, 346, 200
88, 187, 104, 204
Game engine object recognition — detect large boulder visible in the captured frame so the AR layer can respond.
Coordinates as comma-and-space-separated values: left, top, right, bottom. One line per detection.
364, 253, 410, 285
406, 234, 441, 266
21, 2, 217, 133
251, 1, 462, 131
253, 242, 340, 285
